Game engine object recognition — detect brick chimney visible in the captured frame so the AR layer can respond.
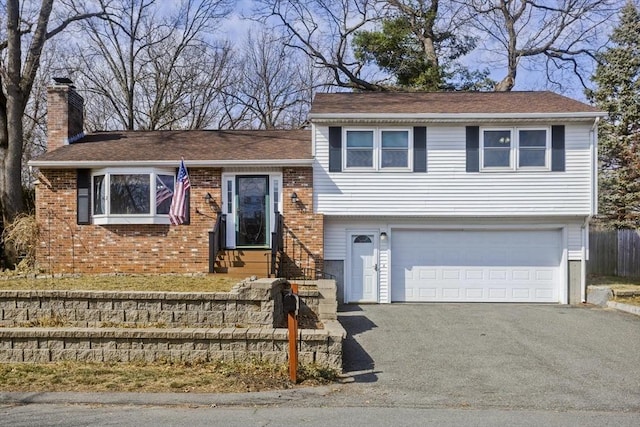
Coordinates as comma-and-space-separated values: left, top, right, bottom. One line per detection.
46, 78, 84, 152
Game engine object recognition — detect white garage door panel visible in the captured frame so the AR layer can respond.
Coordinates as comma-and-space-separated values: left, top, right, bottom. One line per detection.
391, 230, 563, 303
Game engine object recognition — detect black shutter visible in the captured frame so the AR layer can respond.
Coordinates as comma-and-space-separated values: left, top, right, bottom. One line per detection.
329, 126, 342, 172
551, 125, 565, 172
184, 191, 191, 225
466, 126, 480, 172
413, 127, 427, 172
77, 169, 90, 225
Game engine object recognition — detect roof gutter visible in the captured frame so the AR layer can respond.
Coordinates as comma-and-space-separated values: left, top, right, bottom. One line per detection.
308, 111, 606, 124
28, 159, 315, 168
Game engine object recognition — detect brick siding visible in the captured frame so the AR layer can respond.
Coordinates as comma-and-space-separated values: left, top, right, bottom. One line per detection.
35, 167, 322, 275
281, 167, 324, 277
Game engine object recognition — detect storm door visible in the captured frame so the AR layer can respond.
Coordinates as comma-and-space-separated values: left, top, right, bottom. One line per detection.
236, 175, 269, 247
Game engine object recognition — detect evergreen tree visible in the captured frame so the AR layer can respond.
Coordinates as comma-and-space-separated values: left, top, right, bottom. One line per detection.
588, 1, 640, 228
353, 16, 493, 91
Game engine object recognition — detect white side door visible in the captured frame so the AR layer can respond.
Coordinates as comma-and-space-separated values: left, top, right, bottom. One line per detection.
348, 233, 378, 303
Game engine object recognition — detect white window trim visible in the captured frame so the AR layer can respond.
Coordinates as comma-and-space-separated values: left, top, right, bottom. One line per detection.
344, 128, 376, 171
343, 127, 413, 172
92, 167, 176, 225
379, 127, 413, 171
480, 126, 551, 172
516, 127, 551, 171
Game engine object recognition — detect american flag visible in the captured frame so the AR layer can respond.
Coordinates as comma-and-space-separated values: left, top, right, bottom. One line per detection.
155, 176, 173, 207
169, 159, 191, 225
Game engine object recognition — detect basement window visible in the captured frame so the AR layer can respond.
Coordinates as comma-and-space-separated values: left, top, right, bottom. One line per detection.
91, 168, 177, 225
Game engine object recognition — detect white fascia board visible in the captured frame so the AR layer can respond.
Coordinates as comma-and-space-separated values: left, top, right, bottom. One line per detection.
28, 159, 314, 168
308, 111, 605, 123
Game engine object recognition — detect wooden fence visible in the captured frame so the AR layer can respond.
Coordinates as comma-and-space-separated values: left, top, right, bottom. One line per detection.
588, 229, 640, 277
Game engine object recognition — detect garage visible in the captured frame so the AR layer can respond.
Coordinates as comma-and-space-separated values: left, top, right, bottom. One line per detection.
390, 229, 564, 303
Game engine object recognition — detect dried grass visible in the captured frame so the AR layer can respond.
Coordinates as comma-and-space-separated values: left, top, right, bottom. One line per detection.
0, 360, 338, 393
1, 214, 38, 272
0, 274, 238, 292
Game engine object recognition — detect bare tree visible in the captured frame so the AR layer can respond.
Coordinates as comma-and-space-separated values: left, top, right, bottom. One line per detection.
461, 0, 621, 91
255, 0, 389, 91
73, 0, 233, 131
21, 41, 61, 187
0, 0, 105, 233
227, 29, 332, 129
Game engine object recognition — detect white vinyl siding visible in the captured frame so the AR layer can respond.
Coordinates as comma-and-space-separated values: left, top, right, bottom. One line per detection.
567, 223, 584, 260
314, 124, 594, 217
324, 217, 584, 259
326, 217, 579, 305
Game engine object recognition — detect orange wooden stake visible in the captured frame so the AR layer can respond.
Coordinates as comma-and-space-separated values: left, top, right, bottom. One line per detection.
288, 282, 299, 383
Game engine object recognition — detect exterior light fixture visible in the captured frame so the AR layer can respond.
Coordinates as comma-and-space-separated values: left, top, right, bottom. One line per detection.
291, 192, 299, 204
380, 232, 388, 241
204, 192, 214, 204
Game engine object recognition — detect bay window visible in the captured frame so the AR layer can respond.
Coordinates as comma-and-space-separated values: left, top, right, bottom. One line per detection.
91, 168, 177, 225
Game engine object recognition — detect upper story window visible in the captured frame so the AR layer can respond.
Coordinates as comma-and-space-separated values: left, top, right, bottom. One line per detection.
518, 129, 547, 167
344, 128, 412, 171
481, 127, 550, 171
92, 168, 176, 225
381, 130, 409, 168
346, 130, 374, 168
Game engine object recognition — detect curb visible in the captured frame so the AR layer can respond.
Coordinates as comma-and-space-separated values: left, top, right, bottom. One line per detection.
606, 300, 640, 316
0, 385, 342, 408
587, 285, 640, 316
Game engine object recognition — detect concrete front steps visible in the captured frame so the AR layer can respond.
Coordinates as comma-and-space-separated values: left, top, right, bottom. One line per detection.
213, 249, 274, 278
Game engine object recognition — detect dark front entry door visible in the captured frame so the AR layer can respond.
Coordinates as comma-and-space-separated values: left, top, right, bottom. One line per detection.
236, 175, 269, 247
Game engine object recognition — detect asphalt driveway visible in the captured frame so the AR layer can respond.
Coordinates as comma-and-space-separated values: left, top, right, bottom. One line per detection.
338, 303, 640, 412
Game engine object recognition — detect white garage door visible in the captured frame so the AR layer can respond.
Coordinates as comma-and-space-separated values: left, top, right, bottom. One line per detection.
391, 229, 563, 303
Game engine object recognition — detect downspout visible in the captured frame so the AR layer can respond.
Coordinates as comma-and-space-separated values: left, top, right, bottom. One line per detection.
583, 117, 600, 303
591, 117, 600, 217
582, 219, 589, 303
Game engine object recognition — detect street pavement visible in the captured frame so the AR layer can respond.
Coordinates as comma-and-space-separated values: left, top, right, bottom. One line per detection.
1, 303, 639, 426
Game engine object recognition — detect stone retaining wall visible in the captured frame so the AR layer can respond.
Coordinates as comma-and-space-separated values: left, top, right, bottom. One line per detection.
0, 278, 344, 370
0, 279, 288, 328
0, 322, 344, 367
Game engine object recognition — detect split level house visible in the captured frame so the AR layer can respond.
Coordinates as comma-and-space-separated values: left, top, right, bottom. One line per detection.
31, 82, 604, 305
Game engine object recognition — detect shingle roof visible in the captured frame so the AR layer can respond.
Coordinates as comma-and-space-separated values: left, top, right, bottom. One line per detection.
32, 129, 311, 164
309, 91, 602, 115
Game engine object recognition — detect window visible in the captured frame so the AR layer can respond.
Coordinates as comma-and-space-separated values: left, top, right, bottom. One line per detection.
273, 178, 280, 213
344, 128, 411, 171
346, 130, 374, 168
481, 127, 549, 171
381, 130, 409, 168
91, 168, 176, 225
518, 129, 547, 167
483, 130, 512, 168
226, 179, 233, 214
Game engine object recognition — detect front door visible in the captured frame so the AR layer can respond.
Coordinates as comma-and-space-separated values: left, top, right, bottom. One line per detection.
348, 234, 378, 303
236, 175, 269, 247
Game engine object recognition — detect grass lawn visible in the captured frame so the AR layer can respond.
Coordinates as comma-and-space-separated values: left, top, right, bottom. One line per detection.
0, 360, 337, 393
0, 274, 239, 293
587, 274, 640, 289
